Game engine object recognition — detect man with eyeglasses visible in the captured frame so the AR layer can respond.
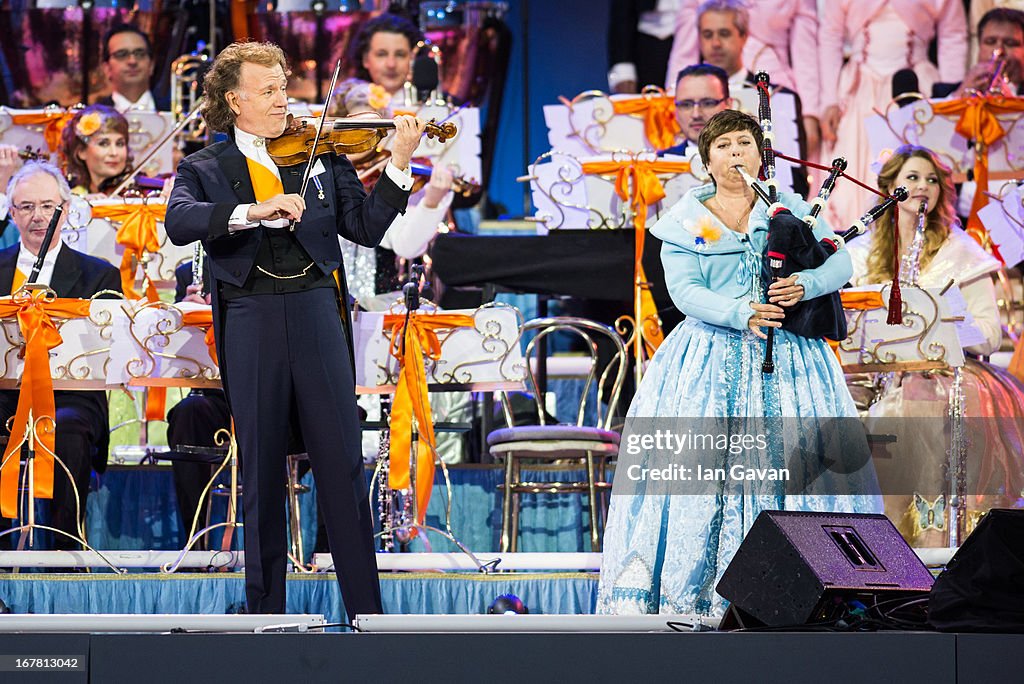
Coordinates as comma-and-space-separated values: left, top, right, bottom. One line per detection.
95, 24, 169, 113
0, 162, 121, 552
664, 63, 732, 156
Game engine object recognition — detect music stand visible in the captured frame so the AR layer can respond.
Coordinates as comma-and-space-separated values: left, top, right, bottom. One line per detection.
0, 289, 122, 571
839, 283, 978, 546
353, 302, 525, 571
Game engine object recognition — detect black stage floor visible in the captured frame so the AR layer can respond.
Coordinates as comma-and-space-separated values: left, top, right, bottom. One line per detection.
0, 631, 1020, 683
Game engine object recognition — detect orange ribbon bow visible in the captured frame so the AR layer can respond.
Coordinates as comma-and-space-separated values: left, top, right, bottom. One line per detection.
141, 308, 217, 422
10, 111, 75, 153
580, 159, 691, 353
932, 94, 1024, 258
90, 203, 166, 300
840, 291, 885, 310
382, 312, 474, 530
612, 96, 682, 151
0, 292, 92, 518
182, 308, 218, 366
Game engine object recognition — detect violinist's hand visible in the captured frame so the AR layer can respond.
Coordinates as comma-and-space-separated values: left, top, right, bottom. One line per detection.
183, 283, 210, 305
247, 193, 306, 222
423, 165, 454, 208
0, 145, 21, 193
767, 274, 805, 307
748, 301, 785, 340
390, 114, 427, 172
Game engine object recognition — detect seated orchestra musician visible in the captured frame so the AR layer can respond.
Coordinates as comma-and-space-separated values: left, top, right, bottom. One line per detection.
60, 105, 132, 198
0, 161, 121, 550
95, 23, 169, 113
662, 63, 732, 157
846, 144, 1024, 547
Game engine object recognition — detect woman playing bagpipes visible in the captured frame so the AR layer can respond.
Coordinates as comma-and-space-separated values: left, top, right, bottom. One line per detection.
597, 109, 881, 617
846, 144, 1024, 547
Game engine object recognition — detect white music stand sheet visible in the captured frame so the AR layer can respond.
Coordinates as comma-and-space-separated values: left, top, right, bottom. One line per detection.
866, 96, 1024, 184
107, 301, 219, 388
62, 196, 192, 284
353, 304, 524, 394
839, 284, 970, 371
542, 88, 799, 192
978, 183, 1024, 266
526, 151, 706, 233
0, 298, 119, 389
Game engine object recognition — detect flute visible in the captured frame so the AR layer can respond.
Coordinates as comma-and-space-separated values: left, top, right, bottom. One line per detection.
899, 199, 928, 287
191, 242, 204, 293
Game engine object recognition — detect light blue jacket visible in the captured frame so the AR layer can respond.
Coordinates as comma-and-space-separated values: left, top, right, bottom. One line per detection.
651, 183, 853, 332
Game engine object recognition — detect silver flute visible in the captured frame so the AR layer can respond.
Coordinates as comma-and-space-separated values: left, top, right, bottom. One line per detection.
899, 199, 927, 287
192, 242, 204, 291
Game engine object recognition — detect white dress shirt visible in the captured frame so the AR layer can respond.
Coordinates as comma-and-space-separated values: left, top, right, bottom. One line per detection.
15, 237, 64, 288
110, 90, 157, 113
228, 126, 413, 232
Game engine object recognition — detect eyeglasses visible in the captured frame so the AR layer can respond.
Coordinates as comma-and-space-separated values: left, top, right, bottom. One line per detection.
675, 97, 727, 111
11, 202, 64, 219
109, 48, 151, 61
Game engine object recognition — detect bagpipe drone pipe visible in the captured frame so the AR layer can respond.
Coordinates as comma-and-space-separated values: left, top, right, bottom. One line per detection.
747, 72, 907, 372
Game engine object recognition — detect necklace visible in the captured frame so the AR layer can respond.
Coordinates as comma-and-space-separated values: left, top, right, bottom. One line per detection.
712, 194, 755, 233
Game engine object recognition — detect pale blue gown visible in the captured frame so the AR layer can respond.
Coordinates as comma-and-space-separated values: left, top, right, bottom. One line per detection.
596, 184, 882, 616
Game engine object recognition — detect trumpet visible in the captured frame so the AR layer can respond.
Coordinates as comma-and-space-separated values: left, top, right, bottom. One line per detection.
171, 53, 210, 145
987, 48, 1009, 94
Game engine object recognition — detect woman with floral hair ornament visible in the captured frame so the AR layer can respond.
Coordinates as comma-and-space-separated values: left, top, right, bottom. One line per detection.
60, 105, 133, 197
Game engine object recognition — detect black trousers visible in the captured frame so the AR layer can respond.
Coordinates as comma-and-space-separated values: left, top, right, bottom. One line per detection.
222, 288, 381, 619
166, 390, 231, 550
0, 401, 102, 550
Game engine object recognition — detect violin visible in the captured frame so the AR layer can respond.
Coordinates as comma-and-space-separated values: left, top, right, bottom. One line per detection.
17, 146, 47, 162
356, 149, 480, 197
266, 114, 458, 166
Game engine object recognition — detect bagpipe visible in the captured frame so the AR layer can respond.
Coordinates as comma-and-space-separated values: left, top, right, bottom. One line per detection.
745, 72, 908, 373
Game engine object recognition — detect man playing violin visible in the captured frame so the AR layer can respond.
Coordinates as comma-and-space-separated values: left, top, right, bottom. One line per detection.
166, 41, 425, 618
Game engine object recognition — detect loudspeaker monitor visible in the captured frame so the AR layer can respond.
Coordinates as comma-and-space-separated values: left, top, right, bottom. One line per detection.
716, 510, 934, 628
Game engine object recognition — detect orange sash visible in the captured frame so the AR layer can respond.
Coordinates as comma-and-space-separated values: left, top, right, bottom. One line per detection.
89, 203, 165, 300
382, 312, 474, 529
0, 293, 92, 517
612, 95, 681, 151
10, 112, 75, 153
580, 159, 691, 353
932, 95, 1024, 258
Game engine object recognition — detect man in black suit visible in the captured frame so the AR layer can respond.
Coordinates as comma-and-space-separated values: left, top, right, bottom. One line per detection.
166, 42, 422, 618
94, 24, 169, 112
0, 162, 121, 549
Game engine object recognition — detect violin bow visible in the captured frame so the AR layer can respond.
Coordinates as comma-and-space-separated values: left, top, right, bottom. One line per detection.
291, 58, 343, 232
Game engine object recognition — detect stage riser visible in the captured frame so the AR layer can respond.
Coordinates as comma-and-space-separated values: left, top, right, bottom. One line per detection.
0, 632, 1018, 684
0, 574, 598, 626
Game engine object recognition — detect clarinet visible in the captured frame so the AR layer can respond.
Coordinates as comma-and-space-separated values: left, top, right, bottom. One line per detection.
899, 199, 928, 287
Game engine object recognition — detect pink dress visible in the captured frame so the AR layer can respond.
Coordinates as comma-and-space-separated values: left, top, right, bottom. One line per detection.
820, 0, 967, 229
